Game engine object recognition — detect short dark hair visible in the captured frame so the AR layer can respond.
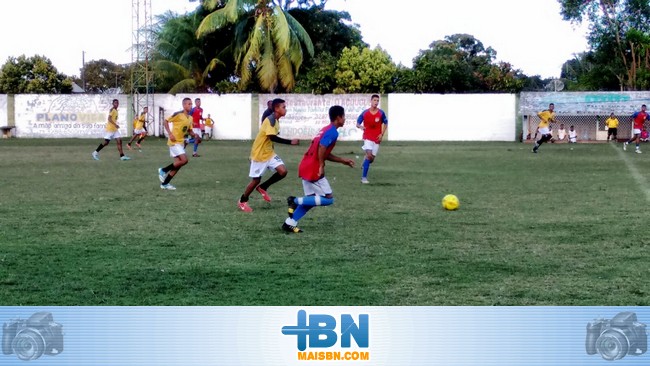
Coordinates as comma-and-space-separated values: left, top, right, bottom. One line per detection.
549, 103, 555, 106
195, 98, 201, 102
329, 105, 345, 121
112, 99, 118, 103
182, 97, 192, 103
371, 94, 380, 100
272, 98, 285, 110
643, 104, 647, 108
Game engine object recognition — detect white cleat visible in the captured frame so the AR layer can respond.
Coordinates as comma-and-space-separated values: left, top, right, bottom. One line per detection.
361, 177, 370, 184
158, 168, 166, 183
623, 142, 628, 151
160, 184, 176, 190
635, 150, 642, 154
92, 151, 99, 160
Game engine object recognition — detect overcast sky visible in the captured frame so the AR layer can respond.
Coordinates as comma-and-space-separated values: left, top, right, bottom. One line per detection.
0, 0, 589, 79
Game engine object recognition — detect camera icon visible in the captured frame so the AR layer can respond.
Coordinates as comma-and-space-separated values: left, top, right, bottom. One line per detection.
2, 312, 63, 361
586, 311, 647, 361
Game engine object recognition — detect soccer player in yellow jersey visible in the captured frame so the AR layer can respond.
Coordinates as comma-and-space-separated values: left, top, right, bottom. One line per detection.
532, 103, 556, 153
127, 106, 148, 150
203, 114, 214, 140
92, 99, 130, 161
237, 98, 299, 212
605, 112, 619, 142
157, 98, 201, 190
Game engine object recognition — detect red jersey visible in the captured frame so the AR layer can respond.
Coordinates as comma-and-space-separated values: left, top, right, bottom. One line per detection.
357, 108, 388, 143
632, 111, 648, 130
298, 124, 339, 181
191, 107, 203, 129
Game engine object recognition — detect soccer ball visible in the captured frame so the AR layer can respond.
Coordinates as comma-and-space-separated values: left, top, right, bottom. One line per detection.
442, 194, 459, 211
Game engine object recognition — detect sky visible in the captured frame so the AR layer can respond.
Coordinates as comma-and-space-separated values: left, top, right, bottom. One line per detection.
0, 0, 590, 80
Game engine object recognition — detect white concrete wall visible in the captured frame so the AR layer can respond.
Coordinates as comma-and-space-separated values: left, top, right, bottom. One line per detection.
388, 94, 516, 141
0, 95, 7, 127
14, 94, 128, 138
153, 94, 251, 140
258, 94, 373, 141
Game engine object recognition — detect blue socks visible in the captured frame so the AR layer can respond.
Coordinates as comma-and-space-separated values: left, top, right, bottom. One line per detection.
193, 141, 199, 153
362, 159, 371, 178
291, 196, 335, 221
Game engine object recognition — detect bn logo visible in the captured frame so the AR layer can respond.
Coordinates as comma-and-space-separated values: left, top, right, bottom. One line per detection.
282, 310, 369, 351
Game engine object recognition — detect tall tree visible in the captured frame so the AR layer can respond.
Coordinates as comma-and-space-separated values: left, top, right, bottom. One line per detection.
334, 46, 397, 93
559, 0, 650, 90
79, 59, 127, 93
196, 0, 315, 92
153, 11, 225, 93
0, 55, 72, 94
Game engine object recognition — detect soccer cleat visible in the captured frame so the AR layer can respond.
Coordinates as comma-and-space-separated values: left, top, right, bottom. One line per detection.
160, 184, 176, 190
282, 223, 303, 233
238, 200, 253, 213
257, 186, 272, 202
636, 149, 642, 154
120, 156, 131, 161
92, 151, 99, 160
127, 143, 132, 150
192, 153, 201, 157
623, 142, 628, 151
136, 143, 142, 148
287, 196, 297, 218
361, 177, 370, 184
158, 168, 166, 183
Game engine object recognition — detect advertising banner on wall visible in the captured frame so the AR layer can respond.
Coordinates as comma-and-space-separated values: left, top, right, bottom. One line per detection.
14, 95, 128, 138
259, 94, 374, 141
520, 92, 650, 115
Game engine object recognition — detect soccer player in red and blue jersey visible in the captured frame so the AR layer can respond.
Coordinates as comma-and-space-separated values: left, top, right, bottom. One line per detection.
624, 104, 649, 154
282, 105, 355, 233
356, 94, 388, 184
188, 98, 203, 157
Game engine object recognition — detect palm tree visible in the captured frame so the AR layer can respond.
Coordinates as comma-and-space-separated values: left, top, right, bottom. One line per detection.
153, 11, 224, 93
196, 0, 314, 92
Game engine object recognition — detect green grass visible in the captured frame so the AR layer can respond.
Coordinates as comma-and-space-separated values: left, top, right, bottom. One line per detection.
1, 138, 649, 305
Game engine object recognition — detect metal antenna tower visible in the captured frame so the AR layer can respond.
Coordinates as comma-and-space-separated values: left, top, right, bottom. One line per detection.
131, 0, 155, 134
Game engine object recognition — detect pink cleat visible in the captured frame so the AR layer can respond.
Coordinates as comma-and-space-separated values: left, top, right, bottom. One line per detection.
256, 186, 271, 202
238, 200, 253, 213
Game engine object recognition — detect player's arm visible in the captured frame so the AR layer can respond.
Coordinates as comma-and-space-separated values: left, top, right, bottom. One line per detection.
108, 113, 119, 129
326, 152, 355, 168
356, 112, 365, 130
164, 118, 175, 142
377, 112, 388, 142
269, 135, 299, 145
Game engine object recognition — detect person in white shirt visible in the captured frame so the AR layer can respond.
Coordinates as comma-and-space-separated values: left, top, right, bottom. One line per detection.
557, 123, 567, 142
568, 125, 578, 143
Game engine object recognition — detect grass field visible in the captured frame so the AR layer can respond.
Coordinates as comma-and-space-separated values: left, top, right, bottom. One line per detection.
1, 138, 650, 306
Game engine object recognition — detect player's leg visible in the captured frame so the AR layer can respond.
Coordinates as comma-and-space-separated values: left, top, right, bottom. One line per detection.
93, 137, 110, 160
136, 133, 146, 148
635, 133, 642, 153
612, 128, 617, 142
192, 128, 202, 157
533, 131, 551, 152
127, 133, 138, 149
116, 137, 130, 160
257, 157, 287, 201
161, 154, 188, 189
361, 140, 376, 183
284, 179, 334, 233
238, 177, 261, 212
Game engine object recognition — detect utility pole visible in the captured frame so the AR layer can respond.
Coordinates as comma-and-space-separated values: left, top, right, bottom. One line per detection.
82, 51, 86, 92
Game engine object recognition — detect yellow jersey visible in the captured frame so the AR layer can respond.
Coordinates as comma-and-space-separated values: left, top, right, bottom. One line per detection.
134, 113, 146, 130
166, 111, 192, 146
605, 117, 619, 128
250, 115, 280, 162
204, 118, 214, 127
106, 108, 119, 132
537, 110, 555, 129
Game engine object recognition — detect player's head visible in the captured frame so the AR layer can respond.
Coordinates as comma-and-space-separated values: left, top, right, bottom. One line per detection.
182, 97, 192, 112
208, 114, 211, 118
195, 98, 201, 107
610, 112, 615, 117
560, 123, 564, 128
370, 94, 379, 108
142, 106, 148, 113
548, 103, 554, 111
112, 99, 119, 108
642, 104, 646, 111
570, 125, 574, 130
272, 98, 286, 117
329, 105, 345, 126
